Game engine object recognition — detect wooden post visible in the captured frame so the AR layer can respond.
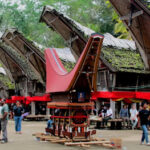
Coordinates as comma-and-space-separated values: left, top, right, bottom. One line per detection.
95, 100, 100, 116
25, 77, 28, 96
31, 101, 36, 115
46, 106, 50, 115
112, 73, 116, 91
110, 99, 115, 119
104, 71, 108, 91
121, 101, 123, 109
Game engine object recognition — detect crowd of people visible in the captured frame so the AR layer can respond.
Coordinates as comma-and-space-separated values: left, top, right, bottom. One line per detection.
119, 103, 150, 131
95, 101, 150, 146
0, 98, 150, 146
0, 99, 25, 143
96, 103, 150, 128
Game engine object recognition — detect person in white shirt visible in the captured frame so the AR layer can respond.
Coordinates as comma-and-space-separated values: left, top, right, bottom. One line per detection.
130, 103, 138, 129
103, 105, 113, 127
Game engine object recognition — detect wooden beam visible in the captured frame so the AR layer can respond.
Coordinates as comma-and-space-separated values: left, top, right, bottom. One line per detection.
65, 140, 110, 146
50, 139, 71, 143
66, 36, 78, 45
120, 10, 143, 21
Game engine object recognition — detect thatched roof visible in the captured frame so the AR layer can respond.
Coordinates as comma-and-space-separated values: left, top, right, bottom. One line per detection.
0, 77, 8, 90
101, 47, 149, 74
40, 6, 148, 74
0, 42, 43, 82
1, 29, 46, 82
109, 0, 150, 69
1, 29, 77, 80
40, 6, 136, 58
53, 48, 76, 62
0, 73, 14, 90
33, 42, 76, 62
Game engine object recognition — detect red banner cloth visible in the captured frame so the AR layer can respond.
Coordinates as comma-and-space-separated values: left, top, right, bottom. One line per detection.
136, 92, 150, 100
6, 99, 13, 104
11, 96, 26, 103
5, 94, 51, 104
91, 91, 150, 101
26, 94, 51, 102
11, 96, 25, 101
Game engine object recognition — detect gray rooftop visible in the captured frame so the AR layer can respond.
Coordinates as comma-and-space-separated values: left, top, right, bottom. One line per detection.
34, 41, 76, 62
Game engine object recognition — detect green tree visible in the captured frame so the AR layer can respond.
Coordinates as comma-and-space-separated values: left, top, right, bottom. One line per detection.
0, 0, 131, 48
112, 11, 130, 39
0, 0, 65, 48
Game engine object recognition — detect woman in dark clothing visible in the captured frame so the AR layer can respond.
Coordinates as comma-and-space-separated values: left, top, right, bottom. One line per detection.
13, 101, 23, 134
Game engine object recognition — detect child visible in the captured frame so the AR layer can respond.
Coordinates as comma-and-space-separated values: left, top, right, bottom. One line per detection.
47, 116, 53, 129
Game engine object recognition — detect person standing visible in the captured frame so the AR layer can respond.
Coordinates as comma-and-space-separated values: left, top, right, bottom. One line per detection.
130, 103, 138, 130
1, 98, 9, 143
139, 101, 150, 146
13, 101, 23, 134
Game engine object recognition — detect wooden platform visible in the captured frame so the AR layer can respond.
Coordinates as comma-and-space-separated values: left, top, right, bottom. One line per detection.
90, 116, 124, 130
25, 115, 49, 121
33, 133, 120, 149
47, 102, 94, 108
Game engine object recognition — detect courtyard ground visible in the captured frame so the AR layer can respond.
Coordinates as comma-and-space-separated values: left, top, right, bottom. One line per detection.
0, 120, 150, 150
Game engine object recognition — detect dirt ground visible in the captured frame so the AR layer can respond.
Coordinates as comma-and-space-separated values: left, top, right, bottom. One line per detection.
0, 121, 150, 150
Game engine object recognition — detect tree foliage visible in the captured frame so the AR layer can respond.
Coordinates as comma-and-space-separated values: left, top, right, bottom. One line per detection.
42, 0, 115, 34
112, 12, 130, 39
0, 0, 124, 48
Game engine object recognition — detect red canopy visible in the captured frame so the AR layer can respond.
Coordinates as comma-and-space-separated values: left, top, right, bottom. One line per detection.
11, 96, 25, 101
2, 95, 51, 104
26, 94, 51, 102
5, 99, 12, 104
11, 96, 25, 103
1, 97, 26, 104
91, 91, 150, 101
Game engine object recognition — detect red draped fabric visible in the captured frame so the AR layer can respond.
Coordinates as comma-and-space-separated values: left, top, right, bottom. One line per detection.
2, 95, 51, 104
91, 91, 150, 101
26, 95, 51, 102
11, 96, 25, 101
11, 96, 26, 103
5, 99, 13, 104
136, 92, 150, 100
